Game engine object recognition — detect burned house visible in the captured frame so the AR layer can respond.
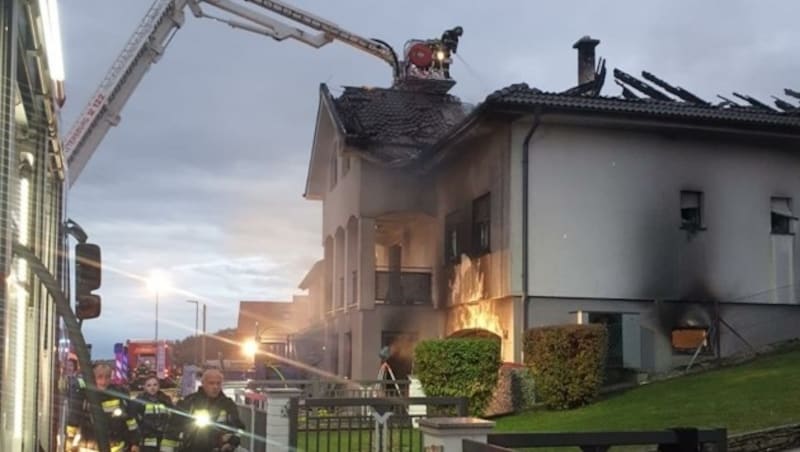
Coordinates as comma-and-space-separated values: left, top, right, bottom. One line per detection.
298, 36, 800, 378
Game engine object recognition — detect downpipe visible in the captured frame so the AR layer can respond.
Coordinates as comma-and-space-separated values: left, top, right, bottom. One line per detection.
521, 111, 541, 339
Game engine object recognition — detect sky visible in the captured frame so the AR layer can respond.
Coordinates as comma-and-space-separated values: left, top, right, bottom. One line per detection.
59, 0, 800, 357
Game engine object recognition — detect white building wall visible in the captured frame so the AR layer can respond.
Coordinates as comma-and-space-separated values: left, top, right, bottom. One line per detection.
321, 151, 362, 240
519, 121, 800, 304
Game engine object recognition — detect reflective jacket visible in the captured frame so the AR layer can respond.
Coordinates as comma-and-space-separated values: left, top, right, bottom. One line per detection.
130, 390, 174, 449
160, 387, 245, 452
66, 379, 140, 451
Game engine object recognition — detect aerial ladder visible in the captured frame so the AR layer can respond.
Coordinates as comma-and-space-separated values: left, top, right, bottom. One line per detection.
63, 0, 463, 187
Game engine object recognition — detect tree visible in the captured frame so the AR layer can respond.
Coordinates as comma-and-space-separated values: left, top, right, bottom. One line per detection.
171, 327, 241, 366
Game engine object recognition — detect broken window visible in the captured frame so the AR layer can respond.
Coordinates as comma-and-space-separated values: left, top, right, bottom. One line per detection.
680, 190, 704, 231
472, 193, 491, 255
771, 197, 796, 235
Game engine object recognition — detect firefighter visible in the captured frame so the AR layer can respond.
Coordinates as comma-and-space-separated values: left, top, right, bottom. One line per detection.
160, 369, 245, 452
130, 375, 174, 451
66, 362, 141, 451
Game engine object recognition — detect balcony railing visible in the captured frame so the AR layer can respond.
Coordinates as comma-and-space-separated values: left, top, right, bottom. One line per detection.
375, 268, 432, 305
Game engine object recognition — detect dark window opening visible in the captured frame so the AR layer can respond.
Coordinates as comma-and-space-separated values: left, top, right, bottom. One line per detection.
472, 193, 491, 255
344, 332, 352, 379
380, 331, 418, 384
329, 153, 338, 189
680, 190, 704, 231
337, 276, 344, 308
771, 197, 796, 235
350, 270, 358, 305
444, 211, 469, 263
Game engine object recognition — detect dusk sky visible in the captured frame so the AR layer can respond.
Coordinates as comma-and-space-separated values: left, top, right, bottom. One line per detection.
60, 1, 799, 357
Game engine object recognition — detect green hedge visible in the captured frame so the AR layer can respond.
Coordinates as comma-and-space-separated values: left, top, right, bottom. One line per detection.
485, 363, 537, 417
414, 338, 501, 416
524, 324, 607, 410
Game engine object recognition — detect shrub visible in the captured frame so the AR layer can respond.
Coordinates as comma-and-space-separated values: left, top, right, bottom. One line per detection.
524, 324, 607, 410
485, 363, 537, 417
511, 365, 537, 410
414, 338, 500, 416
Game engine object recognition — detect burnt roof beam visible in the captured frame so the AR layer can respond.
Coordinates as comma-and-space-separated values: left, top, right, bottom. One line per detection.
614, 80, 639, 99
716, 95, 741, 108
732, 92, 777, 112
613, 68, 673, 101
641, 71, 710, 106
772, 96, 798, 113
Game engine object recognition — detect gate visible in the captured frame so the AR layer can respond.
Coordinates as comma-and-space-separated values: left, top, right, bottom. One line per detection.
288, 396, 468, 452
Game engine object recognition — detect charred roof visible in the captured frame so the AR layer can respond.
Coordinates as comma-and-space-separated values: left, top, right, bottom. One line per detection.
322, 84, 470, 167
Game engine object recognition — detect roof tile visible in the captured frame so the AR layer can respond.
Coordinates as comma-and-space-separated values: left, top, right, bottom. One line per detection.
330, 85, 469, 165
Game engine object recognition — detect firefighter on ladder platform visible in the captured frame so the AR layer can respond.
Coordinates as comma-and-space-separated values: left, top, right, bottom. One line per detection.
66, 363, 142, 451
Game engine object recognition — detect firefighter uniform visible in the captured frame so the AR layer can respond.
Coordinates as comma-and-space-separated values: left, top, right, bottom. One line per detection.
130, 390, 174, 451
160, 387, 245, 452
66, 378, 141, 451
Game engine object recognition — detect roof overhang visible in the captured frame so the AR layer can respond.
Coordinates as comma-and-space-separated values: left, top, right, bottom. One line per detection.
418, 93, 800, 172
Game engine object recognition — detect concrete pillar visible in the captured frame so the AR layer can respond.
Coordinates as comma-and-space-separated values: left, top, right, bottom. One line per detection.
418, 418, 496, 452
358, 217, 376, 310
265, 388, 302, 452
351, 310, 382, 380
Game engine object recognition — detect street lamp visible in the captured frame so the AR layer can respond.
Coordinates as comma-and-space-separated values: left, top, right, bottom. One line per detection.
146, 269, 170, 341
242, 339, 258, 358
186, 300, 200, 364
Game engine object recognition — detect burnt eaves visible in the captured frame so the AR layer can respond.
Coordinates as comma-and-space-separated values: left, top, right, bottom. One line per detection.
419, 77, 800, 171
483, 83, 800, 132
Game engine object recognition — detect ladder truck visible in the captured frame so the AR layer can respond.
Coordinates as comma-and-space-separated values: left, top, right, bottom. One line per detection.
63, 0, 464, 187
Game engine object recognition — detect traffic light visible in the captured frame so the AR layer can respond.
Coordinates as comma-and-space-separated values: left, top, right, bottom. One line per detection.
75, 243, 101, 320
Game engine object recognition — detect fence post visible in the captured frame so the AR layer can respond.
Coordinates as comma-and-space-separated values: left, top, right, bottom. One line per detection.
418, 417, 496, 452
265, 388, 302, 452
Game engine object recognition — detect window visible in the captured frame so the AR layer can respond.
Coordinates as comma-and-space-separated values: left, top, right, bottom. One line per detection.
680, 190, 704, 231
472, 193, 491, 255
771, 197, 796, 235
351, 270, 358, 305
444, 212, 461, 262
342, 156, 351, 175
329, 153, 338, 189
444, 211, 462, 263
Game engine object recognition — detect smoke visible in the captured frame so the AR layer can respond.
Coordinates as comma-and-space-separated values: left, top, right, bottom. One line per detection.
653, 281, 717, 333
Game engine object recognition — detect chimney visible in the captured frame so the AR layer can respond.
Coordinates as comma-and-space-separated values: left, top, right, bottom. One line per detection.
572, 35, 600, 85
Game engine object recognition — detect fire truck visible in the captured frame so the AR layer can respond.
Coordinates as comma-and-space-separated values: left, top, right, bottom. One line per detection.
114, 339, 177, 389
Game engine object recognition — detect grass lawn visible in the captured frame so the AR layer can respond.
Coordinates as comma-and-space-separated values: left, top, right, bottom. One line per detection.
495, 347, 800, 434
296, 429, 422, 452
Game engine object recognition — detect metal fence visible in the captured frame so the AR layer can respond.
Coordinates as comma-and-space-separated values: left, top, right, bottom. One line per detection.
288, 396, 468, 452
463, 428, 728, 452
236, 403, 268, 452
243, 379, 412, 399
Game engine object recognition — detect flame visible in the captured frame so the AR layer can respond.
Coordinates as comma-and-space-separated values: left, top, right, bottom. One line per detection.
447, 254, 487, 305
447, 299, 504, 338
